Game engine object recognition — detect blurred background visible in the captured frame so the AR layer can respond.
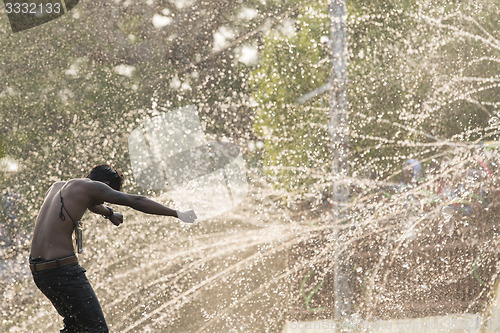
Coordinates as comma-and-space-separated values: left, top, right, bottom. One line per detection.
0, 0, 498, 332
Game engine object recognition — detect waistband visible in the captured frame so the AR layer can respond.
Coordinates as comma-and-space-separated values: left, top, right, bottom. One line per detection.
29, 255, 78, 272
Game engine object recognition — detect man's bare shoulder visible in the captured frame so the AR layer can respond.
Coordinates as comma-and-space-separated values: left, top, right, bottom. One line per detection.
53, 178, 86, 189
48, 178, 102, 196
68, 178, 125, 197
44, 181, 64, 197
62, 178, 113, 205
65, 178, 105, 191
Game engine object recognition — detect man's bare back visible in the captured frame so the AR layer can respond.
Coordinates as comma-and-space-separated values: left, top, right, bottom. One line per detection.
31, 179, 102, 259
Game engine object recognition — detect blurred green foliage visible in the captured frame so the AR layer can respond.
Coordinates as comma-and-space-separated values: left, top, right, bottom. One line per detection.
251, 0, 499, 190
251, 3, 331, 190
0, 137, 4, 159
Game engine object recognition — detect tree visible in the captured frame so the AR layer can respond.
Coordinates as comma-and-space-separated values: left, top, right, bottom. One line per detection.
250, 0, 499, 190
250, 2, 332, 191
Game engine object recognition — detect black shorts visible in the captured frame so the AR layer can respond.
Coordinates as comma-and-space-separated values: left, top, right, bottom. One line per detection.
30, 256, 108, 333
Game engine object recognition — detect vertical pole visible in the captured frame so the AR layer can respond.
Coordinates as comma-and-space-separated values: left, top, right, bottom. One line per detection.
329, 0, 350, 321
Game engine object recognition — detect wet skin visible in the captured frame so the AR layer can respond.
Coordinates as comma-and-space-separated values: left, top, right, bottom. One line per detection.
30, 178, 179, 260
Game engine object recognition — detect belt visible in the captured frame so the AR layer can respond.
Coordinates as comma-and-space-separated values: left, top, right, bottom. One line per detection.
29, 255, 78, 272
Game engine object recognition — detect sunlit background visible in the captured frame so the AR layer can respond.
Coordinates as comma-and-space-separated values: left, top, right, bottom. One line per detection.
0, 0, 498, 332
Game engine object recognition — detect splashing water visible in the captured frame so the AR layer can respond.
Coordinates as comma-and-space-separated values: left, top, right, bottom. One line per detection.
0, 0, 499, 332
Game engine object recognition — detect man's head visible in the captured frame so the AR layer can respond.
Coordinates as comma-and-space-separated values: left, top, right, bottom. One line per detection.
87, 165, 124, 191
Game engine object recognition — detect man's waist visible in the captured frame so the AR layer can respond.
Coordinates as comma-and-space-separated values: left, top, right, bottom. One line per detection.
29, 254, 78, 272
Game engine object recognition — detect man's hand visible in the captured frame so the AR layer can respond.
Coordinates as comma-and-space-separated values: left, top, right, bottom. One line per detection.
109, 212, 123, 226
176, 210, 197, 223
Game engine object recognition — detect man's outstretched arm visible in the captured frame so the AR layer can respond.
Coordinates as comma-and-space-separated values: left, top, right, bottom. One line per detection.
123, 195, 179, 217
86, 181, 197, 223
121, 196, 197, 222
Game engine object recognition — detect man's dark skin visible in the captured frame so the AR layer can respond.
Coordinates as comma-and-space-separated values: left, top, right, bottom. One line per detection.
31, 178, 196, 259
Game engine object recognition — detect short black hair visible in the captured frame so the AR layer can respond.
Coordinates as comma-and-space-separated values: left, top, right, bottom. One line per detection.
87, 164, 124, 191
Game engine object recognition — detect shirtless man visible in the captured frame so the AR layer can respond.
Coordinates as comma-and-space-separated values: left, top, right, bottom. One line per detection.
29, 164, 197, 332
